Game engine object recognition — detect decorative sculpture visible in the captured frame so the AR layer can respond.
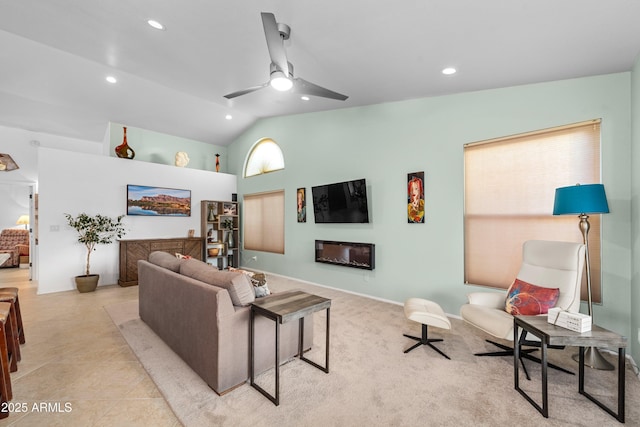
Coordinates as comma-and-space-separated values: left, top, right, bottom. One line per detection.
175, 151, 190, 167
115, 126, 135, 159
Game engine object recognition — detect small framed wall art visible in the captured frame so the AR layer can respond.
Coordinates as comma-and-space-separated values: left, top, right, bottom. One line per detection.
407, 172, 425, 223
223, 203, 237, 215
297, 187, 307, 223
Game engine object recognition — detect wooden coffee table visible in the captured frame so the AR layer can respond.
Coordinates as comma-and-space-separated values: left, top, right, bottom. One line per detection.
514, 315, 627, 422
250, 290, 331, 406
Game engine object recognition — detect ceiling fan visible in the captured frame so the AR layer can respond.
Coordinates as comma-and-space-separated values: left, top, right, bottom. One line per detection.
224, 12, 348, 101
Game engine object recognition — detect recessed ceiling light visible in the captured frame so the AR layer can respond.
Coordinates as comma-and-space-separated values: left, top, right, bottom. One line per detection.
442, 67, 457, 75
301, 96, 310, 101
106, 76, 117, 84
147, 19, 165, 30
225, 114, 233, 120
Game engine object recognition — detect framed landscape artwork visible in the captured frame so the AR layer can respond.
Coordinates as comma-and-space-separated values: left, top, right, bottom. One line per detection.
127, 184, 191, 216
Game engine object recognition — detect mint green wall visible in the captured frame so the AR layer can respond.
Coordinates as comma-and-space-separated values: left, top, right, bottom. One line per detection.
228, 73, 634, 359
108, 122, 228, 173
631, 56, 640, 360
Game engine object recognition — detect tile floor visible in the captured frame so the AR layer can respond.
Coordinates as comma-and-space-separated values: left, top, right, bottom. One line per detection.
0, 268, 180, 426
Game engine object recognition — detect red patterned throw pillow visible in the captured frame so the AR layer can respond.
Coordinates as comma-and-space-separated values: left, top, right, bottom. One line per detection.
505, 279, 559, 315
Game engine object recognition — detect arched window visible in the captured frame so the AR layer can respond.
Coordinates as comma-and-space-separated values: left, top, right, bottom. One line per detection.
244, 138, 285, 178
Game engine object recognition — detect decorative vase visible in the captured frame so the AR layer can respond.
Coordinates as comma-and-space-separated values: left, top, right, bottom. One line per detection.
215, 153, 220, 172
115, 126, 135, 159
227, 231, 234, 248
75, 274, 99, 293
208, 205, 216, 221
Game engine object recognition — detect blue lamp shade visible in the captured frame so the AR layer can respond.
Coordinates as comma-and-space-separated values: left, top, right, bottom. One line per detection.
553, 184, 609, 215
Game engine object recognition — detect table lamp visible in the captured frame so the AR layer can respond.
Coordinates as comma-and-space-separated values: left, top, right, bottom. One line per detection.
553, 183, 613, 370
16, 215, 29, 230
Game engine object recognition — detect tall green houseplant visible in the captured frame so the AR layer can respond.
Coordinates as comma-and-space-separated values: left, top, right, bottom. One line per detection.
65, 213, 127, 277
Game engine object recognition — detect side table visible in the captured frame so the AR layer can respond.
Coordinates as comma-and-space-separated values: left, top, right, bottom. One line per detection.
250, 290, 331, 406
513, 315, 627, 423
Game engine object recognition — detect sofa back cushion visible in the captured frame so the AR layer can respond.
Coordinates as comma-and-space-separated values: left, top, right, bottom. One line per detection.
180, 258, 255, 306
148, 251, 182, 272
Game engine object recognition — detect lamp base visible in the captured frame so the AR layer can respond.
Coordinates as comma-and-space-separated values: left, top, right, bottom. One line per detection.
572, 346, 614, 370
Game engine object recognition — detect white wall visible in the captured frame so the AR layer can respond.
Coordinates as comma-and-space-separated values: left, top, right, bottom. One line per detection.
37, 147, 236, 294
0, 124, 101, 229
0, 183, 30, 230
630, 54, 640, 361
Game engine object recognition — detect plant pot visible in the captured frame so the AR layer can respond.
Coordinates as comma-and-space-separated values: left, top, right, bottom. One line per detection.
75, 274, 99, 293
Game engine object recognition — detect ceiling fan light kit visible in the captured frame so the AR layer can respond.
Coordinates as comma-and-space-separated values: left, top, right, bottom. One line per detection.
224, 12, 347, 101
269, 70, 293, 91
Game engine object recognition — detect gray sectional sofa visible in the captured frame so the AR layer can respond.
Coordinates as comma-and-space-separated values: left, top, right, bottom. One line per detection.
138, 251, 313, 395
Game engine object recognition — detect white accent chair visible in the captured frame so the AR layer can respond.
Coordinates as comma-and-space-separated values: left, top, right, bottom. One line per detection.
460, 240, 585, 378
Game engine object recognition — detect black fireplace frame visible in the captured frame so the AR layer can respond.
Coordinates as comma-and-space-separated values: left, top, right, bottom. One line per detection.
314, 240, 375, 270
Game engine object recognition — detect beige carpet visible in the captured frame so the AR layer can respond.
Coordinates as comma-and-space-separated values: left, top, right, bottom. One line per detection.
106, 275, 640, 427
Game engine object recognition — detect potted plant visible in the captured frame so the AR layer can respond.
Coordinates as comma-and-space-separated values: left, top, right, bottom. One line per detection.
64, 213, 127, 293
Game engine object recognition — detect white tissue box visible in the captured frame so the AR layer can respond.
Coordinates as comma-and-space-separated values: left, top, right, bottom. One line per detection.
547, 307, 592, 332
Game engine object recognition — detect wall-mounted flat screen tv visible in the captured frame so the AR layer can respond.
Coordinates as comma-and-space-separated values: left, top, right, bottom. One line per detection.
312, 178, 369, 223
127, 184, 191, 216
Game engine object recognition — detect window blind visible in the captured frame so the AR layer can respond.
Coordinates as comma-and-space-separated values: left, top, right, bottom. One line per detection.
464, 120, 602, 302
243, 190, 285, 254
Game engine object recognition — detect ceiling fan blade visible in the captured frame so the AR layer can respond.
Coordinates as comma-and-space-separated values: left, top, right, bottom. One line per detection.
261, 12, 289, 76
293, 78, 348, 101
224, 82, 269, 99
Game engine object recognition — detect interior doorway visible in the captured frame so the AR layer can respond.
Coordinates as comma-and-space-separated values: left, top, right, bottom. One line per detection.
0, 182, 36, 280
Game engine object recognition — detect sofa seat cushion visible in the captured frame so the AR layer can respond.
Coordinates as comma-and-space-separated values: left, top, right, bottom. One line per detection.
148, 251, 182, 272
180, 259, 255, 306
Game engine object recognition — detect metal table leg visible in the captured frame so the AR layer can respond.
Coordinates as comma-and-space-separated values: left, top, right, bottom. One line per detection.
579, 346, 625, 423
300, 307, 330, 373
250, 308, 281, 406
514, 319, 549, 418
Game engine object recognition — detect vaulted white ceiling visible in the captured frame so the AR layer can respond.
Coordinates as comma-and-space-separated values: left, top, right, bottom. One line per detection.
1, 1, 639, 146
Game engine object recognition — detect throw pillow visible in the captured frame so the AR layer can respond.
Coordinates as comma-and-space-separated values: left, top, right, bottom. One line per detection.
505, 279, 560, 316
251, 272, 267, 286
254, 284, 270, 298
249, 273, 270, 297
174, 253, 192, 259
